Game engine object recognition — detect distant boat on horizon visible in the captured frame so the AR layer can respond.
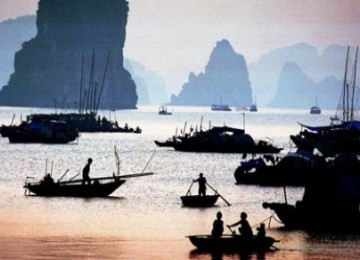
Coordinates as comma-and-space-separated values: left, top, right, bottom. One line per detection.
249, 95, 258, 112
211, 104, 231, 111
249, 104, 258, 112
158, 105, 172, 115
310, 96, 321, 114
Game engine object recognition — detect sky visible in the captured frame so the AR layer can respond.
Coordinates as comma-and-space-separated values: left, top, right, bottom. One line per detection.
1, 0, 360, 95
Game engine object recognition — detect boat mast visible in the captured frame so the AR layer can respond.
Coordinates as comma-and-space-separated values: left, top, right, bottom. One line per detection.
343, 46, 350, 122
79, 52, 84, 114
95, 51, 111, 113
350, 46, 359, 121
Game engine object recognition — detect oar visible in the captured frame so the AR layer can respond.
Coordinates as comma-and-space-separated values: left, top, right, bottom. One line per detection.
227, 225, 236, 235
206, 183, 231, 206
186, 181, 194, 196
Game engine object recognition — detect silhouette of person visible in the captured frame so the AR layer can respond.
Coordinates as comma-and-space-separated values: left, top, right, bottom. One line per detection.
227, 212, 253, 240
212, 211, 224, 239
256, 223, 266, 239
82, 158, 93, 185
193, 172, 207, 196
43, 173, 54, 185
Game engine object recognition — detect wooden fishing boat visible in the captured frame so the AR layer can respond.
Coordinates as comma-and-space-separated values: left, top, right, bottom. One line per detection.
24, 175, 126, 197
187, 234, 278, 252
24, 172, 153, 197
180, 194, 220, 207
24, 146, 154, 197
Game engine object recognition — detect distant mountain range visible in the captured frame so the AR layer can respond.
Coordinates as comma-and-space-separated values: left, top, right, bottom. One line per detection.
0, 16, 357, 109
249, 43, 355, 108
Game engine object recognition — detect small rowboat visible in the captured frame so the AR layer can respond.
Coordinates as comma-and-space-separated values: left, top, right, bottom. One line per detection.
180, 180, 231, 207
187, 234, 278, 252
180, 195, 220, 207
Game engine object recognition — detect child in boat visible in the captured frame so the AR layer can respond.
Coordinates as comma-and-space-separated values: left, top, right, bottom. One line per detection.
256, 223, 266, 238
211, 211, 224, 238
42, 173, 54, 185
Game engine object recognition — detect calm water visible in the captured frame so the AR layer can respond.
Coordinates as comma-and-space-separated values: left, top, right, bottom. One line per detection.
1, 105, 360, 259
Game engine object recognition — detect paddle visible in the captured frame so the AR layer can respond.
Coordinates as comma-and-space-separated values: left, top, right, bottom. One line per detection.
206, 183, 231, 206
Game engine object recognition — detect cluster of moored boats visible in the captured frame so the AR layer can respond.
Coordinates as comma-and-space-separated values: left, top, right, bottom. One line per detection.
0, 111, 141, 143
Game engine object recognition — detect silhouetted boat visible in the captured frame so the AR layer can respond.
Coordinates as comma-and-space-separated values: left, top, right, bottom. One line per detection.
263, 153, 360, 232
291, 46, 360, 157
180, 195, 220, 207
310, 96, 321, 114
211, 104, 231, 111
24, 171, 154, 197
47, 112, 141, 133
24, 175, 126, 197
23, 146, 154, 197
154, 137, 178, 147
234, 152, 321, 186
180, 180, 230, 207
187, 235, 278, 252
249, 104, 258, 112
173, 126, 282, 154
0, 114, 79, 144
310, 106, 321, 114
249, 96, 258, 112
158, 105, 172, 115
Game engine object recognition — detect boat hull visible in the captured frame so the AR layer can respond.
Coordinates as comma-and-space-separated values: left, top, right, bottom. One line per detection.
180, 195, 219, 207
25, 179, 126, 197
188, 235, 277, 252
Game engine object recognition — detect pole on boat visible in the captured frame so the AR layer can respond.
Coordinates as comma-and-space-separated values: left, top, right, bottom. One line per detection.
206, 183, 231, 206
141, 150, 156, 173
186, 181, 194, 196
283, 186, 288, 204
242, 113, 245, 132
45, 159, 48, 176
11, 113, 15, 125
50, 161, 54, 177
114, 145, 120, 175
58, 169, 70, 182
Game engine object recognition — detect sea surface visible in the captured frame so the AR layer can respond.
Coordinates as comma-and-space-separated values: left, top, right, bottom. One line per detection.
1, 105, 360, 260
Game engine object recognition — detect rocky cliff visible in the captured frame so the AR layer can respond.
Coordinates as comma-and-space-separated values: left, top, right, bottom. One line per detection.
170, 39, 252, 107
0, 0, 137, 109
0, 16, 36, 90
269, 62, 341, 109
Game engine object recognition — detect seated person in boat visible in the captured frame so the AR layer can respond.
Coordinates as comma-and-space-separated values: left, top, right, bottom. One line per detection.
256, 223, 266, 239
82, 158, 93, 185
211, 211, 224, 239
227, 212, 253, 239
193, 173, 207, 196
42, 173, 54, 185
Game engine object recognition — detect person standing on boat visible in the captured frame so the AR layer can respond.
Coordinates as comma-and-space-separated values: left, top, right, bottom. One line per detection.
211, 211, 224, 239
227, 212, 253, 239
193, 173, 207, 196
82, 158, 93, 185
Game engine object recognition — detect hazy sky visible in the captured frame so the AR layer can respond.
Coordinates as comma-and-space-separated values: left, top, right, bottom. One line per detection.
1, 0, 360, 95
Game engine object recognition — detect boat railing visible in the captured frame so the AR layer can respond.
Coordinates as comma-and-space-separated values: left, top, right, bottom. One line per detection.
24, 172, 154, 187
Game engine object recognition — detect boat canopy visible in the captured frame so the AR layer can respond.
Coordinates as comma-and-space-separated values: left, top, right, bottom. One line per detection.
299, 121, 360, 132
210, 126, 245, 135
